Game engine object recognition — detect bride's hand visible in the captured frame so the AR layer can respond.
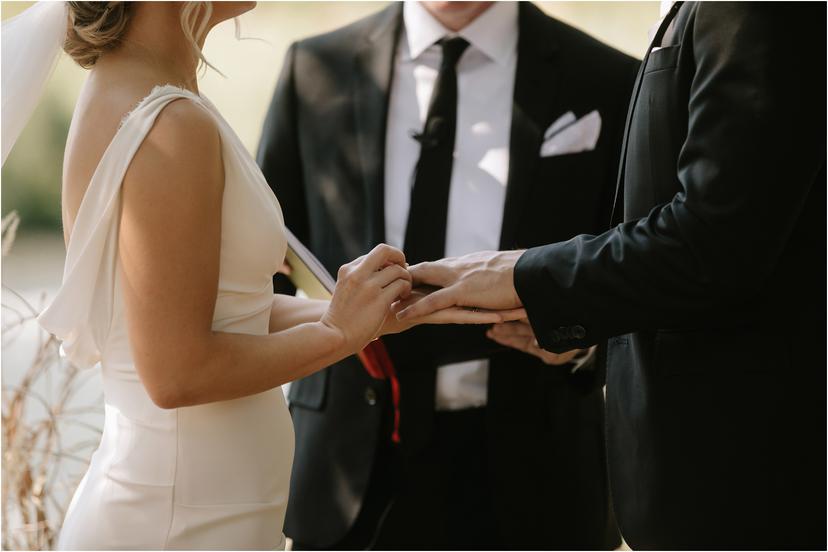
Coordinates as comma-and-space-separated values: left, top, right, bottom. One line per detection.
321, 244, 413, 353
380, 287, 527, 335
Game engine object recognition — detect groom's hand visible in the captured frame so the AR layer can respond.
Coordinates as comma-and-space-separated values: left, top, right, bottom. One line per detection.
397, 250, 525, 321
486, 319, 583, 365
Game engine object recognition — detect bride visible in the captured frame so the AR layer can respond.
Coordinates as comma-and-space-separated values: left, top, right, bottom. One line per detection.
2, 1, 523, 549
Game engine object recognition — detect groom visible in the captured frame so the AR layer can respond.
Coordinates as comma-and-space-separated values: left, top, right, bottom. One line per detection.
259, 1, 638, 549
399, 2, 827, 549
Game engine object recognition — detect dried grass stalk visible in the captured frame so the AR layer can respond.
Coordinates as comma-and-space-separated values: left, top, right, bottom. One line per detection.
2, 212, 101, 550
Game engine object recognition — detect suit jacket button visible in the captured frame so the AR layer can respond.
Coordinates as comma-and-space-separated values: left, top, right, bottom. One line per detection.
571, 325, 586, 339
364, 387, 377, 406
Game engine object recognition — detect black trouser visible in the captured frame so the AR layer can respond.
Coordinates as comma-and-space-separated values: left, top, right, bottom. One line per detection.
373, 407, 501, 550
292, 407, 500, 551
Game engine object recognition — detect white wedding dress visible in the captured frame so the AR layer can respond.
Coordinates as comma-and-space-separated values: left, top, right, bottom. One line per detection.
38, 85, 295, 550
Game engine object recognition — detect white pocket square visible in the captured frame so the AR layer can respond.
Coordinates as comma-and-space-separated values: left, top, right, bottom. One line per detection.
540, 110, 601, 158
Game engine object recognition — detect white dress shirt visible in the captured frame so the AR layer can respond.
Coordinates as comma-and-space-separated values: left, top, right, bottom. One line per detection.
384, 1, 518, 411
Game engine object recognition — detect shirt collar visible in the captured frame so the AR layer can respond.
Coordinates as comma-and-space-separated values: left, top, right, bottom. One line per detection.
402, 1, 518, 66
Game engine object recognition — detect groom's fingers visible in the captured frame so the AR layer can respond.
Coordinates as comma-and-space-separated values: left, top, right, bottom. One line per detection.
486, 331, 533, 353
490, 320, 534, 338
407, 261, 454, 288
396, 285, 458, 320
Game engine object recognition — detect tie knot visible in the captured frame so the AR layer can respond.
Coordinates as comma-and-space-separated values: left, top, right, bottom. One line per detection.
438, 36, 469, 68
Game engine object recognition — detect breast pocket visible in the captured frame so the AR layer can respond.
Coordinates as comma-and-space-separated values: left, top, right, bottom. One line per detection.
644, 45, 680, 75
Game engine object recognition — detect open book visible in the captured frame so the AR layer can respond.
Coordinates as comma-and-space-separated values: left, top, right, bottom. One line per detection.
284, 228, 401, 443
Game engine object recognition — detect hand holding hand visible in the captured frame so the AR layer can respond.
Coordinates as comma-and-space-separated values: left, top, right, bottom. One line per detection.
321, 244, 412, 353
381, 286, 526, 335
396, 250, 526, 322
487, 319, 586, 366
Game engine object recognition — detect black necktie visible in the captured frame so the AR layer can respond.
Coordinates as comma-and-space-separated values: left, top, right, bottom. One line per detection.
403, 37, 470, 265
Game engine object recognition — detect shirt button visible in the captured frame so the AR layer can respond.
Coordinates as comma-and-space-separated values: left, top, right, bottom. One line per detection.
571, 325, 586, 339
364, 387, 377, 406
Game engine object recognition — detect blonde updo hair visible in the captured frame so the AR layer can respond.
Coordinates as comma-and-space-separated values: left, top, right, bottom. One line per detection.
64, 2, 215, 70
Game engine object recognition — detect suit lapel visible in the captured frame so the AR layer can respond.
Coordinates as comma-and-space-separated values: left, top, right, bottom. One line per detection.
609, 1, 684, 225
499, 3, 560, 250
353, 3, 403, 247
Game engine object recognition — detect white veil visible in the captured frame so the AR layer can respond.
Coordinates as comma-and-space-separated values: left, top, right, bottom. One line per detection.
1, 1, 68, 165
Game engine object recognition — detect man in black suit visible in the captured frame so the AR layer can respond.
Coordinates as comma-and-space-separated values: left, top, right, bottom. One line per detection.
400, 2, 827, 549
258, 2, 638, 548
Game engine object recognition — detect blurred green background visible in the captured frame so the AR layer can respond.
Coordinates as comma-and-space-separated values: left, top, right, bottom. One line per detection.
1, 1, 657, 235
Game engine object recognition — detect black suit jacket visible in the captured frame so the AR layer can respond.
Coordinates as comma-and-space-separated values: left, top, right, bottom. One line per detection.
258, 3, 638, 548
514, 3, 826, 549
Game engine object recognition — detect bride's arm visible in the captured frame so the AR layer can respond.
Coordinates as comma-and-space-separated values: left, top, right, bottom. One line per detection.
119, 100, 411, 409
268, 295, 327, 333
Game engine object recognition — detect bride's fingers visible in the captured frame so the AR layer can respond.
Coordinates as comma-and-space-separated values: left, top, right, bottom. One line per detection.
356, 244, 406, 277
392, 290, 432, 310
397, 285, 457, 320
420, 306, 504, 325
394, 302, 527, 325
380, 278, 413, 304
371, 263, 412, 289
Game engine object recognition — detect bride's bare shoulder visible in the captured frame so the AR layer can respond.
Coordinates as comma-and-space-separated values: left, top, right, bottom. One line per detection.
62, 80, 221, 241
123, 91, 223, 207
69, 78, 218, 165
137, 93, 219, 160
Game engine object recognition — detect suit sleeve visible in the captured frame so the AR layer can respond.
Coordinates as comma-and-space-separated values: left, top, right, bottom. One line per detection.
514, 4, 825, 353
257, 42, 310, 296
567, 53, 641, 390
